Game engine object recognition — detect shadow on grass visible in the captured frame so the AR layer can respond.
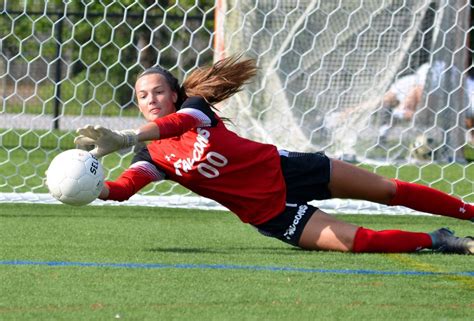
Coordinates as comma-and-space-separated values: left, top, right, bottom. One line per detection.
146, 246, 303, 255
146, 246, 465, 257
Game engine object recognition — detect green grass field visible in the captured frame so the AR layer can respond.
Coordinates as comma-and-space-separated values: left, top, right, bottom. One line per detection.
1, 203, 473, 321
1, 129, 473, 320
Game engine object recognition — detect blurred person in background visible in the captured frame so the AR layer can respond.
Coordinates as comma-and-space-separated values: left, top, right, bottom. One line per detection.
383, 63, 430, 121
378, 64, 430, 140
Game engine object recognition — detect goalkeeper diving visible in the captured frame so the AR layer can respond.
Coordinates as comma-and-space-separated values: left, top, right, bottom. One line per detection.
75, 55, 474, 254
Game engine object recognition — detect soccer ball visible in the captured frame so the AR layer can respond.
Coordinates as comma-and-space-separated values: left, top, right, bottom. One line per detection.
409, 134, 438, 161
46, 149, 104, 206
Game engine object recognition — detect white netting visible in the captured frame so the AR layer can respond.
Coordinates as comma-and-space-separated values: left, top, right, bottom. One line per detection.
1, 0, 473, 213
217, 0, 471, 161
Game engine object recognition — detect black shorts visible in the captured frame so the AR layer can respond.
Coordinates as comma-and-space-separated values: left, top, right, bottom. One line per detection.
254, 150, 332, 247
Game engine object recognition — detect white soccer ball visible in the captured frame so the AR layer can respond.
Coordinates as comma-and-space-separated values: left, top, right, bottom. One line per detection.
409, 134, 437, 161
46, 149, 104, 206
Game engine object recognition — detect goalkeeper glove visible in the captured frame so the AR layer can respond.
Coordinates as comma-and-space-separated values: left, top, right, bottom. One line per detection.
74, 125, 138, 158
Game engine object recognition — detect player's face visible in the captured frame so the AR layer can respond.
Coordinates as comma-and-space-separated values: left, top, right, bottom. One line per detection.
135, 73, 178, 122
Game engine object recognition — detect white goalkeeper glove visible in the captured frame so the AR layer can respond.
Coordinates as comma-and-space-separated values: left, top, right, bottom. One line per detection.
74, 125, 138, 158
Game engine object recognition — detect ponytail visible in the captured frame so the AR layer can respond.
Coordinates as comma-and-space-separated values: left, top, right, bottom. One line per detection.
182, 55, 257, 105
137, 55, 257, 109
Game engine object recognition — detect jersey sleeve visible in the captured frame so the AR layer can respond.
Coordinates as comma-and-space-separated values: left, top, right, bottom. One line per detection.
105, 147, 165, 201
178, 96, 218, 127
153, 97, 218, 139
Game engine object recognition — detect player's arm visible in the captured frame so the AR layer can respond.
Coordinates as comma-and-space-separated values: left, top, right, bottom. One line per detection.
75, 97, 215, 158
101, 160, 164, 201
143, 96, 217, 139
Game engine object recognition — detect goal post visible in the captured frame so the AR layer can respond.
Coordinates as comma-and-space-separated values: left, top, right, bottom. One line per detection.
1, 0, 473, 213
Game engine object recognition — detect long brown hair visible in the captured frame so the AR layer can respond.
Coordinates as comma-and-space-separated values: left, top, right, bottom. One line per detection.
137, 55, 257, 109
183, 55, 257, 105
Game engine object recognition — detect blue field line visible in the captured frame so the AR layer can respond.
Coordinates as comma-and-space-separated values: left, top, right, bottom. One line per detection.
1, 260, 473, 277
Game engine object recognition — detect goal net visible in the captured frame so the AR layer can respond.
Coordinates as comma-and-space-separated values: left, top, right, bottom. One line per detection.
1, 0, 473, 213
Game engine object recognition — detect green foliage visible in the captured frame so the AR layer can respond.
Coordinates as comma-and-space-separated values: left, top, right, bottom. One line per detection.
4, 73, 143, 116
1, 0, 215, 112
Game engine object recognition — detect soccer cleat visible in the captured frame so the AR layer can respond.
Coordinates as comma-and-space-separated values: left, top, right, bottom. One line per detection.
429, 228, 474, 255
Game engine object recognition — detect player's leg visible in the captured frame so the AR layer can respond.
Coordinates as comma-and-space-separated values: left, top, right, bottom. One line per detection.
328, 159, 474, 221
328, 159, 396, 203
399, 84, 423, 120
382, 90, 399, 109
298, 209, 358, 252
298, 209, 432, 253
298, 209, 474, 254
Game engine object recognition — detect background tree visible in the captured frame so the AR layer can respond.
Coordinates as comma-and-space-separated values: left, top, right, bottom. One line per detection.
0, 0, 215, 113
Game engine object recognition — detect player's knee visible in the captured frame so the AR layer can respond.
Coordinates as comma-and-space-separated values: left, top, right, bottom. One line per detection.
382, 178, 397, 204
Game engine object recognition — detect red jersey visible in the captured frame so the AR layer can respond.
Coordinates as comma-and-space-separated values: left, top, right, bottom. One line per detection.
106, 97, 287, 225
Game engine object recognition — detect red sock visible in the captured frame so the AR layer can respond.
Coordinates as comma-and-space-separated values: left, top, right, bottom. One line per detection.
389, 179, 474, 220
352, 227, 432, 253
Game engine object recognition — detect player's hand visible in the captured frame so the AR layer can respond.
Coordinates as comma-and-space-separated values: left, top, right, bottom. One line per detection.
74, 125, 138, 158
